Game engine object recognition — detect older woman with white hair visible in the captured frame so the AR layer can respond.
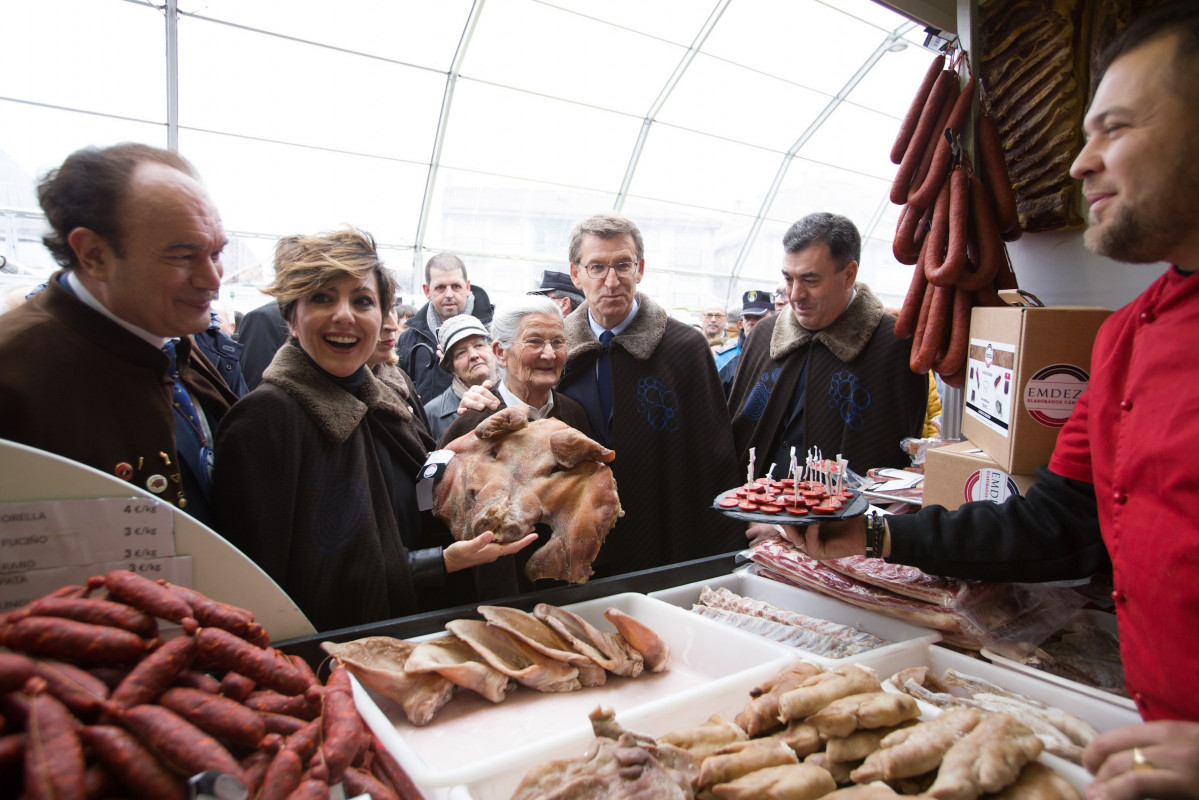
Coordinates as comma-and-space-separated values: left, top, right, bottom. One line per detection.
438, 295, 595, 599
438, 295, 592, 445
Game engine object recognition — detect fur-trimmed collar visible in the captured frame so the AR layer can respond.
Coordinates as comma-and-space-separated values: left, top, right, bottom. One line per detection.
262, 343, 412, 444
564, 292, 668, 361
770, 283, 885, 363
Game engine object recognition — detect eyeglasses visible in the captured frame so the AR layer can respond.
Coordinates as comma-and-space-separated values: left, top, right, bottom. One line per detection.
580, 261, 637, 279
519, 337, 567, 353
702, 312, 727, 319
773, 291, 787, 300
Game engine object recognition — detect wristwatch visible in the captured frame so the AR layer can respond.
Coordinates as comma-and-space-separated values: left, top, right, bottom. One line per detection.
864, 512, 887, 559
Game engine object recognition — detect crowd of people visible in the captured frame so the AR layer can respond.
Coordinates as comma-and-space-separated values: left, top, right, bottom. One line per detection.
0, 4, 1195, 795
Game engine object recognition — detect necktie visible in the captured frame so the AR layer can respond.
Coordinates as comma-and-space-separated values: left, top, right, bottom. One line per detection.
163, 340, 213, 498
597, 330, 614, 430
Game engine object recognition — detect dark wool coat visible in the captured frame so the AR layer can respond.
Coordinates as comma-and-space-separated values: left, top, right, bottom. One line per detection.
557, 293, 744, 578
0, 272, 237, 515
395, 285, 495, 403
728, 284, 927, 477
214, 343, 441, 632
437, 388, 595, 601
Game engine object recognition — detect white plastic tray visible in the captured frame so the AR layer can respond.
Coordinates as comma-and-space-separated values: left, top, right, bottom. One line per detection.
350, 592, 798, 798
649, 569, 941, 664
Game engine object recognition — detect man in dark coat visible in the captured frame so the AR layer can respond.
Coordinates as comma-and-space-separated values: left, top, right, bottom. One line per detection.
555, 212, 744, 578
728, 212, 926, 483
0, 143, 238, 528
236, 299, 288, 390
395, 252, 494, 402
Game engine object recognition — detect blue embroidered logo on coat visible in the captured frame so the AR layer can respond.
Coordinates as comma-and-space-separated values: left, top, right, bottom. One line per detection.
637, 377, 679, 431
744, 367, 781, 421
828, 370, 869, 430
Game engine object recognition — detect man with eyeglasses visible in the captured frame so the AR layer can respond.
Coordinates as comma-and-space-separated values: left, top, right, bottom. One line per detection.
554, 211, 744, 578
700, 302, 729, 350
728, 212, 927, 485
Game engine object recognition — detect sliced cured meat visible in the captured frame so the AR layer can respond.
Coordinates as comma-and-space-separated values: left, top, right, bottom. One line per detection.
697, 586, 888, 653
320, 637, 454, 726
445, 619, 580, 693
602, 608, 670, 672
533, 603, 643, 678
403, 635, 512, 703
478, 605, 606, 687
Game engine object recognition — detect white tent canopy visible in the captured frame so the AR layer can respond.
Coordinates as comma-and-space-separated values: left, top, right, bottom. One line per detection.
1, 0, 947, 315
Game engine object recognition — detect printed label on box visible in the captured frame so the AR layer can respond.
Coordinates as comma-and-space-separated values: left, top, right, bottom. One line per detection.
1024, 363, 1090, 428
965, 340, 1016, 435
963, 468, 1023, 504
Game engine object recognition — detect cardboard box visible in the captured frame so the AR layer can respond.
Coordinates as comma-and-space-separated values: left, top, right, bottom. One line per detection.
923, 440, 1038, 511
962, 302, 1111, 474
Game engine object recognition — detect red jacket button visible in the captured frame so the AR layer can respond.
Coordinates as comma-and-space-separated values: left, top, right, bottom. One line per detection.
1112, 491, 1127, 504
1112, 589, 1125, 602
1140, 310, 1156, 323
1120, 399, 1133, 411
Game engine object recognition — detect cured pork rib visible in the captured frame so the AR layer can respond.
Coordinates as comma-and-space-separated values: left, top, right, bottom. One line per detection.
434, 407, 623, 583
694, 585, 887, 656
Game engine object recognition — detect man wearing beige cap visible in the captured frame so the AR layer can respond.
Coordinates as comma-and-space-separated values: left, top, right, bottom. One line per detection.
423, 313, 499, 441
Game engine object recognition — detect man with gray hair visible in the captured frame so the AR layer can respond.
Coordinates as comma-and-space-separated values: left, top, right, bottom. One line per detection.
728, 212, 926, 481
397, 252, 494, 401
423, 313, 500, 441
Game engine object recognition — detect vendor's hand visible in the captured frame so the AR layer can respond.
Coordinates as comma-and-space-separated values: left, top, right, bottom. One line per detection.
458, 380, 501, 414
745, 523, 782, 546
1083, 720, 1199, 800
779, 516, 869, 561
442, 531, 538, 573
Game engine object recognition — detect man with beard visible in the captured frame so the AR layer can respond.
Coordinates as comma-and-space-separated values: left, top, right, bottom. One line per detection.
793, 4, 1199, 795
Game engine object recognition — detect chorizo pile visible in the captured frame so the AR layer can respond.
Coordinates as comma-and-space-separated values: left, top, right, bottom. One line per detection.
889, 52, 1022, 387
0, 573, 414, 799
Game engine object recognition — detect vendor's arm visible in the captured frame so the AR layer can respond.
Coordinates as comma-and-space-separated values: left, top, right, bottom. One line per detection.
789, 466, 1110, 582
1084, 720, 1199, 800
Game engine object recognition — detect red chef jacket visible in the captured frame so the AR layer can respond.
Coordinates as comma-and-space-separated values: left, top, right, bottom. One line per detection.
1049, 265, 1199, 721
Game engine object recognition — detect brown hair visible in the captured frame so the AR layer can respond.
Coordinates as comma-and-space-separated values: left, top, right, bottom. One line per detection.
268, 228, 396, 324
568, 211, 645, 265
38, 143, 197, 269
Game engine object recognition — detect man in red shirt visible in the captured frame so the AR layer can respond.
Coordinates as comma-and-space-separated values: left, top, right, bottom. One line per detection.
794, 4, 1199, 797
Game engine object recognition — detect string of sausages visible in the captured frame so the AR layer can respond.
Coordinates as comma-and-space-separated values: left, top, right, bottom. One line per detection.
889, 51, 1022, 387
0, 572, 421, 800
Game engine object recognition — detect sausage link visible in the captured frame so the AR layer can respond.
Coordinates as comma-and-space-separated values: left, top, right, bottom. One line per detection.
3, 616, 152, 664
23, 681, 86, 800
323, 663, 352, 696
117, 703, 244, 784
934, 287, 974, 377
922, 177, 951, 284
259, 710, 307, 736
912, 284, 953, 374
978, 110, 1021, 239
957, 174, 1004, 291
0, 731, 26, 771
908, 251, 935, 373
195, 627, 308, 696
369, 736, 425, 800
891, 53, 946, 164
243, 688, 320, 720
892, 203, 921, 265
288, 779, 330, 800
912, 202, 934, 251
80, 724, 187, 800
32, 658, 110, 716
343, 765, 399, 800
0, 651, 36, 693
892, 258, 928, 341
257, 747, 303, 800
890, 69, 956, 205
926, 166, 970, 287
314, 687, 364, 783
284, 718, 323, 764
11, 596, 157, 639
240, 748, 274, 799
219, 671, 256, 703
160, 582, 255, 640
907, 77, 976, 211
108, 634, 197, 710
904, 78, 958, 212
173, 669, 221, 694
103, 570, 194, 624
158, 687, 267, 748
289, 656, 321, 692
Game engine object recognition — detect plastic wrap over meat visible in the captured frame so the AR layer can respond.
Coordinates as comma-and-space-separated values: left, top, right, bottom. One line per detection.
747, 538, 971, 642
822, 555, 968, 607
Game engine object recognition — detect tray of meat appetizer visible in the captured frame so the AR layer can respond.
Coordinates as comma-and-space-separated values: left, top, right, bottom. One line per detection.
714, 477, 867, 525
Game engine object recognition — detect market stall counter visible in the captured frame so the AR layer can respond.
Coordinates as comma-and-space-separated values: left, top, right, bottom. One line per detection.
273, 552, 741, 669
